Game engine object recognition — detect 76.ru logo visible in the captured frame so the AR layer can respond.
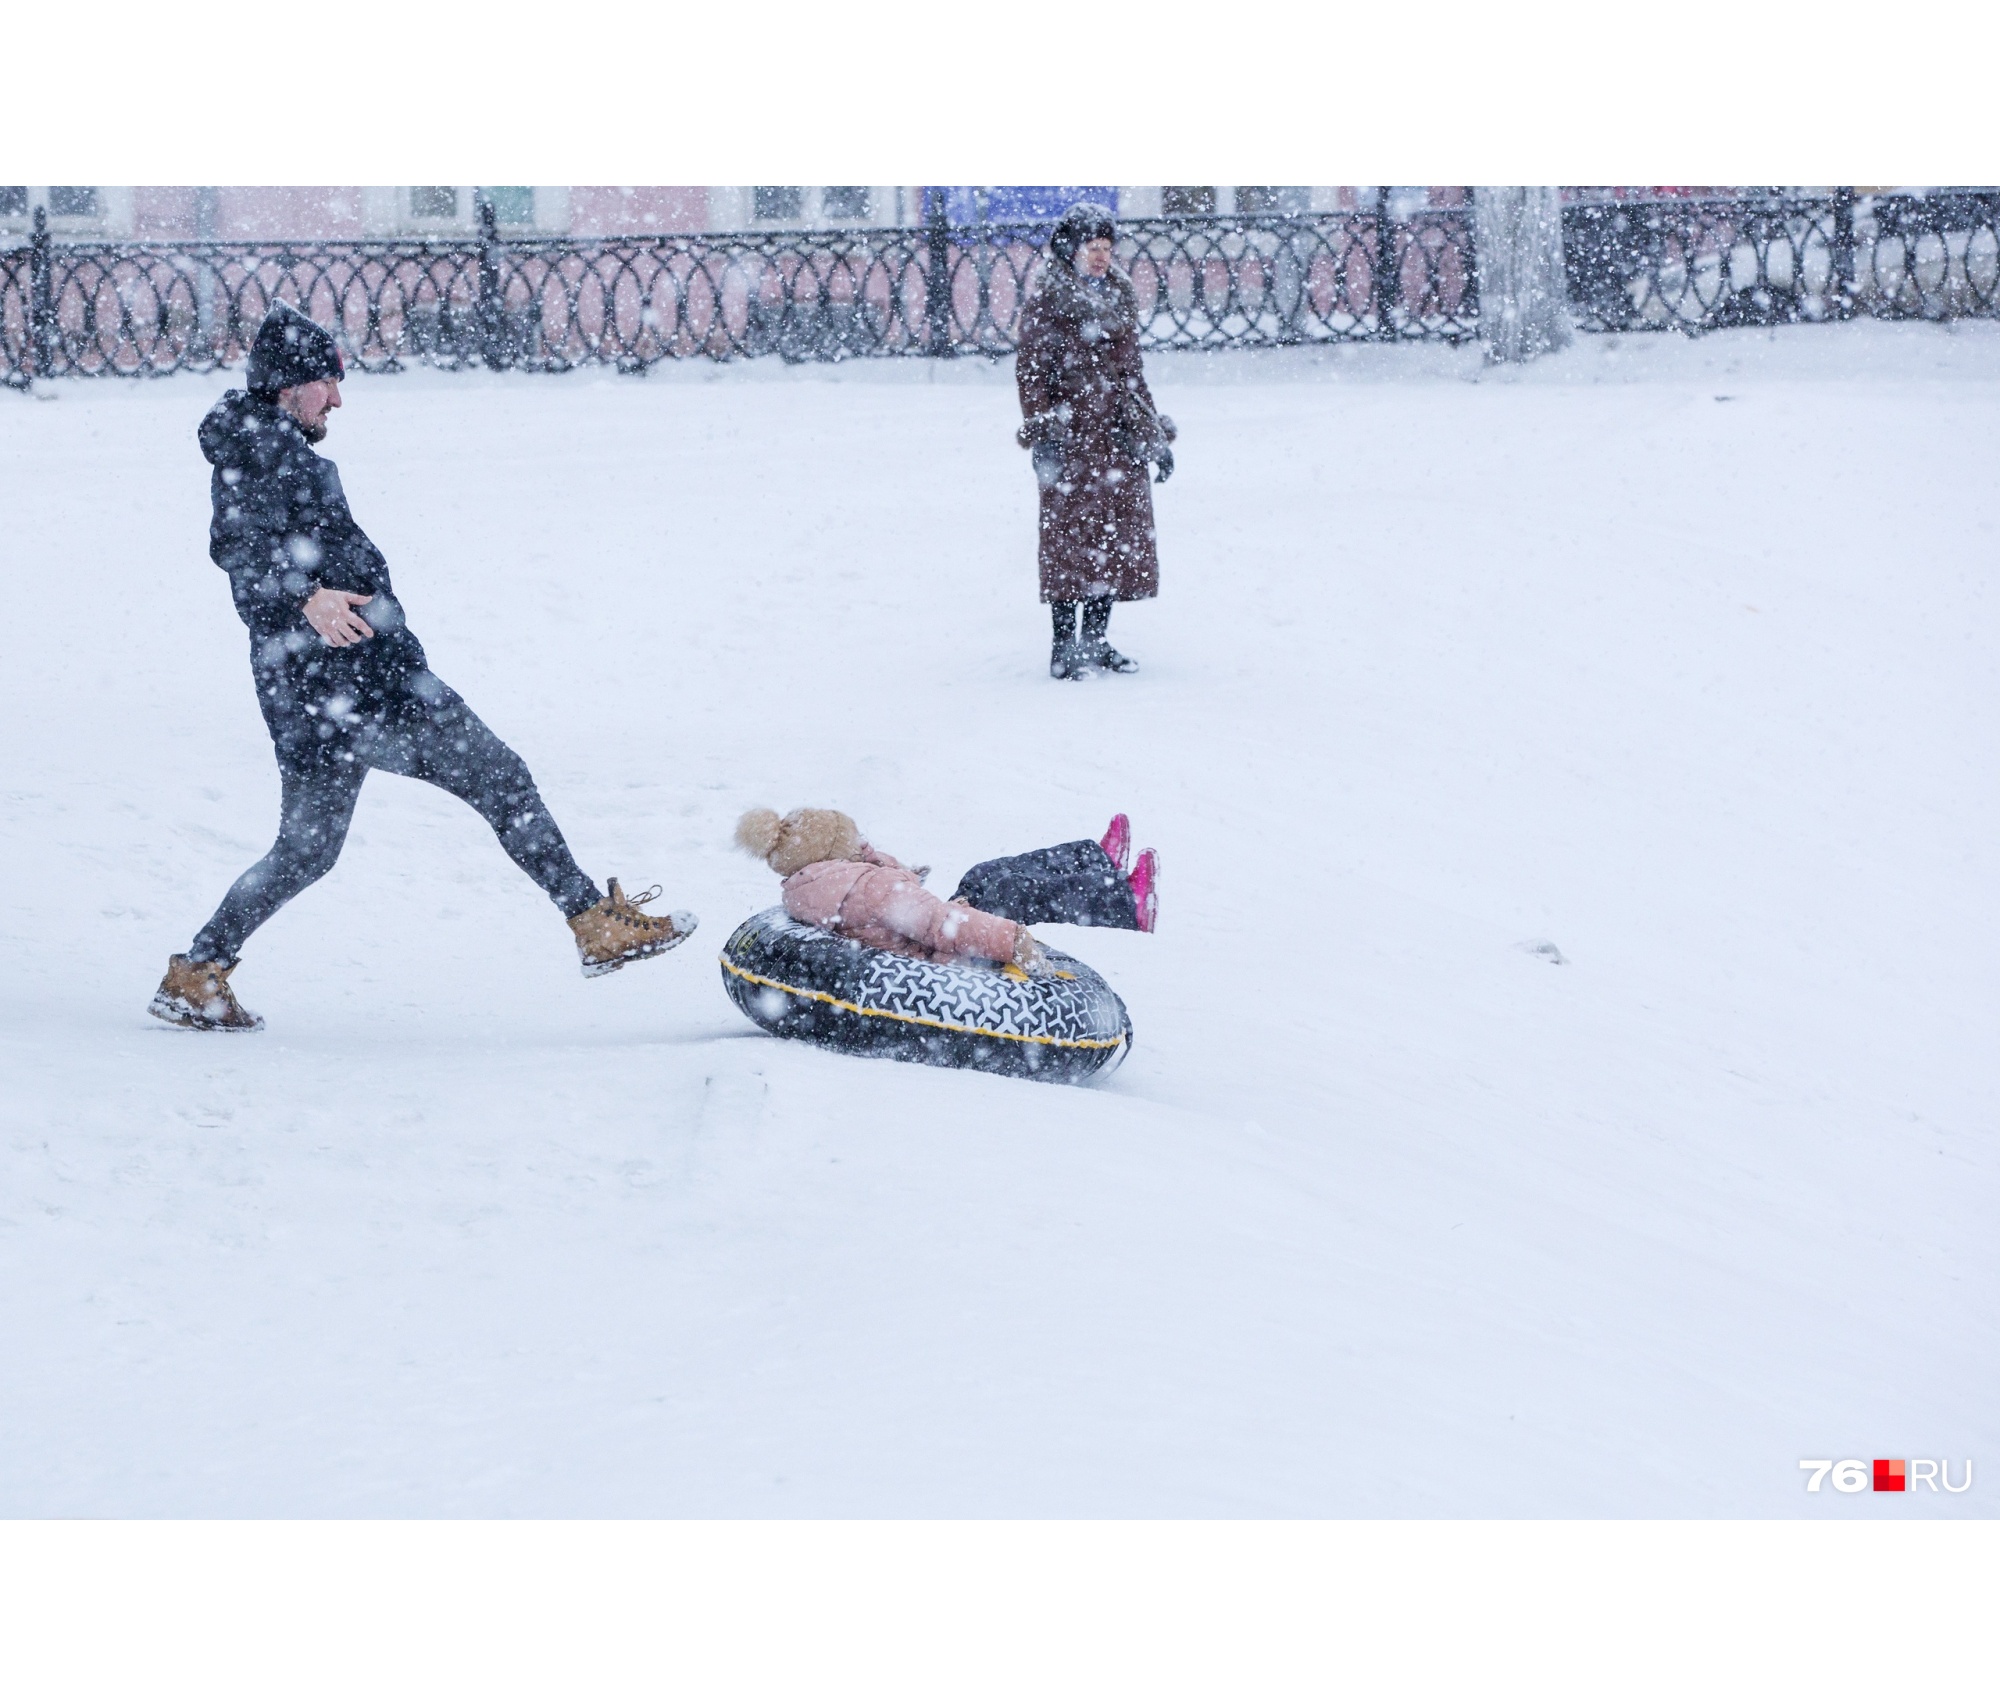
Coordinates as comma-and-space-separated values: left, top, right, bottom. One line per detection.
1800, 1458, 1973, 1493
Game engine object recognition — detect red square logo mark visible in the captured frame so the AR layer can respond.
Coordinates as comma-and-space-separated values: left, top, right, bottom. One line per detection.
1873, 1459, 1906, 1492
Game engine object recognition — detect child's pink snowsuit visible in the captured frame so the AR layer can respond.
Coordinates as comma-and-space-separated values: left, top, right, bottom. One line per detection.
781, 845, 1025, 965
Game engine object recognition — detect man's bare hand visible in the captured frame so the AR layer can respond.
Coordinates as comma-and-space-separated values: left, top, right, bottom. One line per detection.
304, 588, 375, 647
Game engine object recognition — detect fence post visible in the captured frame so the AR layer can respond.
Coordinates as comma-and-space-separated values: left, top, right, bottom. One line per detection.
192, 187, 220, 363
973, 188, 992, 349
1830, 185, 1856, 319
1372, 186, 1396, 339
1473, 189, 1572, 363
476, 192, 508, 370
923, 187, 954, 357
1462, 185, 1481, 325
29, 204, 55, 378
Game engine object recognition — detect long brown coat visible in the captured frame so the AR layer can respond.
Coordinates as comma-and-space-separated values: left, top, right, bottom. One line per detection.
1015, 264, 1174, 604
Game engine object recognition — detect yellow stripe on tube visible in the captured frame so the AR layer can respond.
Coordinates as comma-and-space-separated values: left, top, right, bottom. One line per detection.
718, 953, 1124, 1051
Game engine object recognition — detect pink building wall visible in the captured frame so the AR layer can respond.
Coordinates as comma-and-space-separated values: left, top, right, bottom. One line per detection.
132, 187, 365, 240
567, 187, 709, 235
216, 188, 366, 238
132, 187, 200, 237
125, 187, 709, 239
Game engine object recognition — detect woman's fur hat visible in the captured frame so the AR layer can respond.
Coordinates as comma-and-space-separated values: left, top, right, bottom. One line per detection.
1050, 201, 1117, 269
735, 807, 864, 877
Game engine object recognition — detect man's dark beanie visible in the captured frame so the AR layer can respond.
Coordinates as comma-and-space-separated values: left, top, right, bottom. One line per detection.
246, 301, 345, 398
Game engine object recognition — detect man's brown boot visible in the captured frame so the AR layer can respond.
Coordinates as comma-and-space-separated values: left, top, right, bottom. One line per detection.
148, 954, 264, 1032
569, 879, 698, 978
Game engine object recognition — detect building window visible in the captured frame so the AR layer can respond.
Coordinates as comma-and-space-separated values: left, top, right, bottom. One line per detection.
1236, 186, 1308, 216
410, 186, 459, 220
754, 186, 804, 221
822, 186, 871, 222
481, 186, 535, 226
49, 186, 99, 217
0, 186, 27, 217
1162, 186, 1217, 217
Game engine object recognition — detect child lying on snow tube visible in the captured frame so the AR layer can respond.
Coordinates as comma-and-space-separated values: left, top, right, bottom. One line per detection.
723, 808, 1157, 1081
734, 807, 1158, 965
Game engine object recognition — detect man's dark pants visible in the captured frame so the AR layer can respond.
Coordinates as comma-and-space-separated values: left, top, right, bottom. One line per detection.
950, 840, 1139, 931
189, 668, 598, 964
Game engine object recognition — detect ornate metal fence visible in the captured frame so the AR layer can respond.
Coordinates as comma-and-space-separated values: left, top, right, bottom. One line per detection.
7, 191, 1996, 388
1564, 189, 2000, 331
0, 197, 1476, 387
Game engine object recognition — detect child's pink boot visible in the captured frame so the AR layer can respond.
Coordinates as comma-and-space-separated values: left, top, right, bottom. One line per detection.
1100, 812, 1132, 875
1128, 848, 1159, 932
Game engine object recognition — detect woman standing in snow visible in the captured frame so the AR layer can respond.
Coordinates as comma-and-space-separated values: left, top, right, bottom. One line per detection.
1015, 202, 1176, 680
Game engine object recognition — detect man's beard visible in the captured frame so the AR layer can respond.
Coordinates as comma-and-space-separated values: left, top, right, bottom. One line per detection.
299, 416, 329, 444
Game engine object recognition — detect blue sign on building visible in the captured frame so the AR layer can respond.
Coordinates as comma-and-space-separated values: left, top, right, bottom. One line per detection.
940, 187, 1119, 225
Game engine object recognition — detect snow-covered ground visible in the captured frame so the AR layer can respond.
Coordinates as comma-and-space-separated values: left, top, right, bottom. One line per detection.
1, 323, 1993, 1516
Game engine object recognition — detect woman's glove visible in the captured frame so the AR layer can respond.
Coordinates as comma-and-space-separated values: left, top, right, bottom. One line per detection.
1011, 926, 1049, 975
1020, 409, 1070, 490
1153, 446, 1174, 484
1031, 440, 1066, 489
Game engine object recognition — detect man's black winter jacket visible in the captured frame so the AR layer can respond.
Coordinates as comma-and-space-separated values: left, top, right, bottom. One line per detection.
198, 390, 430, 753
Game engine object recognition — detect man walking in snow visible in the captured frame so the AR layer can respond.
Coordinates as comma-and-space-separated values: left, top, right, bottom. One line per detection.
149, 302, 696, 1032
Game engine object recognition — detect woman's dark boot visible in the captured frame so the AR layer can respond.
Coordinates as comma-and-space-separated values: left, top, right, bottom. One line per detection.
1049, 601, 1085, 679
1081, 597, 1137, 673
1128, 849, 1159, 931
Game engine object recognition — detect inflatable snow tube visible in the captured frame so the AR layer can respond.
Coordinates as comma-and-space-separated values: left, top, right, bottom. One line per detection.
719, 907, 1132, 1084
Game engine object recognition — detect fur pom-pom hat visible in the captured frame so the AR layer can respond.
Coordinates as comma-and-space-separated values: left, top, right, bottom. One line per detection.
735, 807, 865, 878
